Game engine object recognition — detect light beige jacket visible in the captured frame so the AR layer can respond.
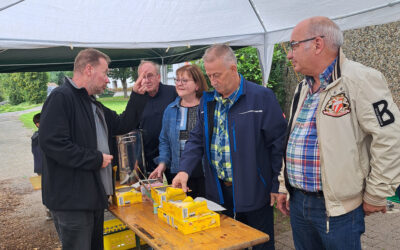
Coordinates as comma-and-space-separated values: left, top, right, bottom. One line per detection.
279, 49, 400, 216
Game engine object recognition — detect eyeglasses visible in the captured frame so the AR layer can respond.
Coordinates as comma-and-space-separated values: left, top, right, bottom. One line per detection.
143, 73, 156, 81
174, 78, 193, 85
289, 36, 325, 50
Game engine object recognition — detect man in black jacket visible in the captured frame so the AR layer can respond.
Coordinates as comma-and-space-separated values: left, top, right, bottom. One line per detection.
134, 61, 177, 174
39, 48, 148, 249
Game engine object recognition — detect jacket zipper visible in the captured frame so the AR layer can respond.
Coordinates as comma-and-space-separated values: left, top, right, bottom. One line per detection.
318, 90, 331, 217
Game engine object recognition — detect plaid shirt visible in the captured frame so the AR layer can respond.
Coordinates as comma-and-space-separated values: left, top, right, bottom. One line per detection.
286, 58, 337, 192
210, 77, 242, 182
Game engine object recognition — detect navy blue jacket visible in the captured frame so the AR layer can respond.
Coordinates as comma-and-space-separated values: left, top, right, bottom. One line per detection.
179, 77, 287, 213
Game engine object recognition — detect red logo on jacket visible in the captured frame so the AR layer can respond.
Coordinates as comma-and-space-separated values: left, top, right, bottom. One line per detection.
322, 93, 351, 117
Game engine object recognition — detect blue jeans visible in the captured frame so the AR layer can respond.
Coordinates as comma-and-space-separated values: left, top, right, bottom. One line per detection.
290, 190, 365, 250
51, 209, 104, 250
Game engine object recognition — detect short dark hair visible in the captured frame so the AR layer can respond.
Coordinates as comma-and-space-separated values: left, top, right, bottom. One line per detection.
176, 65, 208, 98
73, 48, 111, 73
33, 113, 41, 124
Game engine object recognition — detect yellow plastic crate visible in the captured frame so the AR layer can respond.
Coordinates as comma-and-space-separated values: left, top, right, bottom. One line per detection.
104, 230, 144, 250
104, 219, 128, 234
104, 219, 145, 250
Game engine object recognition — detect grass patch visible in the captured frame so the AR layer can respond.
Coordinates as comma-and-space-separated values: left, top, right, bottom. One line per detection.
19, 110, 41, 131
0, 102, 41, 113
17, 96, 130, 130
97, 96, 129, 114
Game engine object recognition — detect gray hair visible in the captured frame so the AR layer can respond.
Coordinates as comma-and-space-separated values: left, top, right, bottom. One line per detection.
202, 44, 237, 66
138, 60, 160, 75
307, 17, 343, 51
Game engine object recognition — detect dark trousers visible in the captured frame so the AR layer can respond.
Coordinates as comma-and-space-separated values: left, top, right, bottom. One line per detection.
290, 189, 365, 250
51, 209, 104, 250
220, 180, 275, 250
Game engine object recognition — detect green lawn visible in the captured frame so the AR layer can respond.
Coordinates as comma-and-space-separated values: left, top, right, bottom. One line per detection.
97, 96, 129, 114
0, 102, 41, 113
20, 111, 40, 131
18, 96, 129, 130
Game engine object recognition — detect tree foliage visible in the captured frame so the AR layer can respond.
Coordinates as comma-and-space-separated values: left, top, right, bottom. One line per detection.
108, 67, 137, 98
193, 45, 287, 108
49, 71, 73, 85
23, 72, 49, 103
0, 72, 48, 105
235, 47, 263, 84
235, 45, 287, 107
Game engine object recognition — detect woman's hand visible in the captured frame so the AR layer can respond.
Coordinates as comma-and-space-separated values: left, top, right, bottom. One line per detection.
149, 163, 167, 180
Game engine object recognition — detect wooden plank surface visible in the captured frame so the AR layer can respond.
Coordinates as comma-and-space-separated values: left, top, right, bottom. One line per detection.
109, 202, 269, 250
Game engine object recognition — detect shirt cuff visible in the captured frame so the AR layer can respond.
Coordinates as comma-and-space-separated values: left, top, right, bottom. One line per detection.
363, 191, 387, 206
278, 184, 288, 194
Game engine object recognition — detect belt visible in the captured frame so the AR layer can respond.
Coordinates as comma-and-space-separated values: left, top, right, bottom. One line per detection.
293, 187, 324, 197
219, 179, 232, 187
223, 181, 232, 187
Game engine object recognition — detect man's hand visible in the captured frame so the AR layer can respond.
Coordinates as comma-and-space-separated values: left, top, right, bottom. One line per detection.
363, 201, 386, 216
276, 193, 290, 216
172, 171, 189, 192
102, 153, 113, 168
149, 163, 167, 180
132, 70, 148, 94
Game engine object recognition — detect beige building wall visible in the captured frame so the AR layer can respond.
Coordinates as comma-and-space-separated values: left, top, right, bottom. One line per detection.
282, 21, 400, 115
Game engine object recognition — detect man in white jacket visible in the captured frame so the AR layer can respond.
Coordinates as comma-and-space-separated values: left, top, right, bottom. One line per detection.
275, 16, 400, 250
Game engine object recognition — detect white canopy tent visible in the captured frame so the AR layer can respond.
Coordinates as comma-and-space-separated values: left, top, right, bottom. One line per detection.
0, 0, 399, 83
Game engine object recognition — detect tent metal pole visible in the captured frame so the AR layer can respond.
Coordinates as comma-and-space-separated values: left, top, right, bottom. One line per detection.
161, 57, 168, 85
249, 0, 268, 86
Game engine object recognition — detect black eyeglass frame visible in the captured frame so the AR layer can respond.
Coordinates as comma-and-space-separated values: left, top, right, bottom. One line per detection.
289, 36, 325, 50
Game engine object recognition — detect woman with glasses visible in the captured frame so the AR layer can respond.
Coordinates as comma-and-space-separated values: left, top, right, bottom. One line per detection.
149, 65, 208, 198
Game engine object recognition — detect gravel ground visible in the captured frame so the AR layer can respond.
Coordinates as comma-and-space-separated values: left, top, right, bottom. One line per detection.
0, 108, 61, 249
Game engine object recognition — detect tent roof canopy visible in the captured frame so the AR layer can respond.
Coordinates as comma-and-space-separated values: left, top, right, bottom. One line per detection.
0, 0, 399, 75
0, 46, 227, 72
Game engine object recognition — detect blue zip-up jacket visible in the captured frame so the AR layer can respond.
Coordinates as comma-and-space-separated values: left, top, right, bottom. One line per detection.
179, 77, 287, 213
155, 96, 183, 173
155, 96, 204, 177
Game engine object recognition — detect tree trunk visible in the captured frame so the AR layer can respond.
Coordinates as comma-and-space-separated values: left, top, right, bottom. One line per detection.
112, 80, 118, 90
122, 78, 128, 98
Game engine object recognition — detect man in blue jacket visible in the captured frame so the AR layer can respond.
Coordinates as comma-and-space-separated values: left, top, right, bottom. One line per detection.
173, 44, 287, 249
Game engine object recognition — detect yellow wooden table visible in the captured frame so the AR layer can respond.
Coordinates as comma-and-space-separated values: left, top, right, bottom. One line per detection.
109, 201, 269, 250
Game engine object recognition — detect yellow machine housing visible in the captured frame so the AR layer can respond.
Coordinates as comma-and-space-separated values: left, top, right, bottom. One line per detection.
113, 185, 142, 207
